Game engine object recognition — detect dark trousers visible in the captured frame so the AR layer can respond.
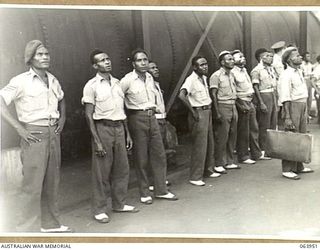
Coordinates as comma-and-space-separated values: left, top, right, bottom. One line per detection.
91, 123, 129, 215
17, 124, 61, 232
315, 93, 320, 124
257, 92, 277, 151
157, 118, 167, 148
128, 113, 167, 197
214, 103, 238, 166
188, 109, 214, 181
236, 101, 262, 161
282, 102, 308, 172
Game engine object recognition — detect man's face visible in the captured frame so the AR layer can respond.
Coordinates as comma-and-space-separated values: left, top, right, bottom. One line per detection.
93, 53, 112, 73
289, 50, 303, 66
222, 54, 234, 69
261, 52, 273, 65
148, 62, 160, 79
30, 46, 50, 70
132, 52, 149, 73
233, 52, 246, 67
194, 58, 208, 76
305, 53, 311, 62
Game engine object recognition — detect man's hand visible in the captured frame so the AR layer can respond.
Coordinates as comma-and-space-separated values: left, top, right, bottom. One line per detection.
192, 110, 200, 122
17, 127, 42, 145
94, 141, 106, 157
284, 118, 296, 131
126, 134, 133, 151
55, 118, 66, 134
215, 112, 223, 124
260, 103, 268, 113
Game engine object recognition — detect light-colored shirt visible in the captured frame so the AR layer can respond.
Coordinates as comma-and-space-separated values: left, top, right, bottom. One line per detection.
180, 71, 212, 107
81, 73, 126, 121
231, 66, 254, 101
278, 65, 308, 103
154, 81, 166, 119
251, 63, 278, 92
120, 70, 157, 110
209, 67, 237, 101
301, 61, 314, 79
313, 63, 320, 87
272, 53, 284, 77
0, 68, 64, 126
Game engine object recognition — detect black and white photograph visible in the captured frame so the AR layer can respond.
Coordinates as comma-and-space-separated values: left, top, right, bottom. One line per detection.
0, 4, 320, 242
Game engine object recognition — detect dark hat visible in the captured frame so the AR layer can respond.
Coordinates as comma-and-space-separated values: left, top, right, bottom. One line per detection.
281, 47, 297, 65
231, 49, 241, 56
254, 48, 268, 61
271, 41, 286, 50
24, 40, 44, 65
218, 50, 231, 62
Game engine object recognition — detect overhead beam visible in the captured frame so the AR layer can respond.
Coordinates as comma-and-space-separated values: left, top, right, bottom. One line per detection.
166, 12, 218, 113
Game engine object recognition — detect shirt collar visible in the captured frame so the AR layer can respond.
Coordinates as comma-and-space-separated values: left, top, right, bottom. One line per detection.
95, 73, 117, 85
132, 69, 152, 81
191, 71, 207, 82
233, 65, 246, 72
28, 68, 55, 85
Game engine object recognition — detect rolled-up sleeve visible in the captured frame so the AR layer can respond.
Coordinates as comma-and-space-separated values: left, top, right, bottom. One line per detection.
180, 78, 192, 94
55, 80, 64, 101
209, 74, 219, 89
278, 72, 292, 103
81, 84, 95, 105
250, 70, 260, 85
0, 77, 21, 105
120, 76, 130, 94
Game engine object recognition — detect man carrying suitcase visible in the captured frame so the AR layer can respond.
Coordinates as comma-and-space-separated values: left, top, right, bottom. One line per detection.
278, 47, 314, 180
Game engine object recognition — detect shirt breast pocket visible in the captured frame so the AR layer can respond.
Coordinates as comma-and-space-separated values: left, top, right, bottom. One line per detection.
129, 85, 147, 104
95, 93, 115, 112
23, 88, 48, 112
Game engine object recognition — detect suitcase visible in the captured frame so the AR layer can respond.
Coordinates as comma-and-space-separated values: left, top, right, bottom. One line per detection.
266, 129, 313, 163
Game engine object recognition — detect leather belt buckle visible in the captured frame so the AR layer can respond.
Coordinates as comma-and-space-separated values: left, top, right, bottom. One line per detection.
147, 109, 154, 116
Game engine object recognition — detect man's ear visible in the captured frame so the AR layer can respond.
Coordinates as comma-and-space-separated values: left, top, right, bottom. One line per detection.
93, 64, 98, 70
132, 62, 136, 69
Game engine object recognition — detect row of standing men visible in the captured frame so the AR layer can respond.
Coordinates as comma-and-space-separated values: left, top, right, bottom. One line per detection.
0, 40, 314, 233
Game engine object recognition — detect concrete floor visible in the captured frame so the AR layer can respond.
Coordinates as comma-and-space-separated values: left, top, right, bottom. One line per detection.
1, 121, 320, 240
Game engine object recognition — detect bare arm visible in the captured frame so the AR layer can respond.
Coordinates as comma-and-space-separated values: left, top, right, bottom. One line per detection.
84, 103, 106, 157
209, 88, 222, 122
55, 98, 66, 134
178, 89, 199, 121
123, 119, 133, 150
0, 96, 41, 144
253, 83, 267, 112
282, 101, 295, 131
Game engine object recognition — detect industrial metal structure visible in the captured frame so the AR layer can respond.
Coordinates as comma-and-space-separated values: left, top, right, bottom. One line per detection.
1, 7, 319, 161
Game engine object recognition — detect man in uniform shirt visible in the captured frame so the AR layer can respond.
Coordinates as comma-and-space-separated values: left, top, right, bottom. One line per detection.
120, 49, 178, 204
147, 61, 172, 191
251, 48, 278, 158
231, 50, 270, 164
278, 47, 314, 180
301, 52, 314, 119
312, 55, 320, 124
0, 40, 71, 232
82, 49, 138, 224
271, 41, 286, 77
179, 56, 221, 187
210, 51, 240, 174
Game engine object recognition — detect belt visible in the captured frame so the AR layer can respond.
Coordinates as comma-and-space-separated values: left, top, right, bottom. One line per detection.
218, 100, 236, 104
95, 119, 123, 127
28, 118, 58, 127
127, 109, 155, 116
193, 105, 211, 110
260, 88, 275, 93
155, 113, 167, 119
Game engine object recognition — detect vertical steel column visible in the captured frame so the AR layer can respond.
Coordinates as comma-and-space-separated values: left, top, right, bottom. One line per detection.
242, 11, 252, 72
132, 10, 144, 49
299, 11, 308, 55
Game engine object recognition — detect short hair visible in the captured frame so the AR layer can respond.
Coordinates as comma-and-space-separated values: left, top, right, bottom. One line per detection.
130, 48, 149, 62
303, 52, 310, 59
90, 49, 105, 65
254, 48, 268, 61
191, 55, 205, 67
316, 55, 320, 63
